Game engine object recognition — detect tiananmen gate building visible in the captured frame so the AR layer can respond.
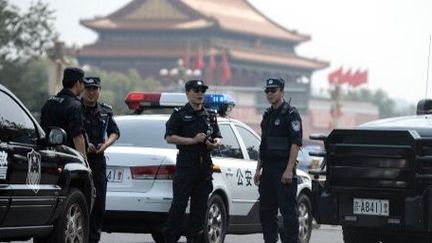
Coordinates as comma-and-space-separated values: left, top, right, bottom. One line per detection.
77, 0, 329, 132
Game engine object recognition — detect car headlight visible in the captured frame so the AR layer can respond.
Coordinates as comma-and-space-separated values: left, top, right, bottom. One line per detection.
297, 175, 310, 184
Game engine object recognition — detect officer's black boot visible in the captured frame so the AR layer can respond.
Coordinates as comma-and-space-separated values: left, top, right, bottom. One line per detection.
164, 234, 178, 243
186, 230, 205, 243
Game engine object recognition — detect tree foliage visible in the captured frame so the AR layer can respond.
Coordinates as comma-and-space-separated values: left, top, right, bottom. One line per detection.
0, 0, 55, 63
342, 88, 415, 118
84, 67, 160, 114
0, 0, 55, 113
0, 59, 50, 113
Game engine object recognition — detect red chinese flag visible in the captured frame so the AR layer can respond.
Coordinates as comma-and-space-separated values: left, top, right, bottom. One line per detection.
351, 70, 368, 87
182, 45, 190, 68
328, 67, 343, 84
206, 54, 217, 83
349, 70, 361, 87
341, 68, 352, 84
221, 51, 232, 84
194, 46, 205, 70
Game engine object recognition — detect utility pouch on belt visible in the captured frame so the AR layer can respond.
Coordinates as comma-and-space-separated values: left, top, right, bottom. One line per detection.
266, 137, 291, 158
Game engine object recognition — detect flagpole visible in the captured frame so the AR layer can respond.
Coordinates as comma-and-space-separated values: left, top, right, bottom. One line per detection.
425, 35, 431, 99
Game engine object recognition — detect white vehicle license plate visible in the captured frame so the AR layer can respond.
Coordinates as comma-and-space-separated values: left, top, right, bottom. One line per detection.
107, 168, 124, 183
353, 198, 389, 216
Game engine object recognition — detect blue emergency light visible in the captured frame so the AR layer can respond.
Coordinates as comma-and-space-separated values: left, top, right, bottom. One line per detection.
204, 94, 235, 117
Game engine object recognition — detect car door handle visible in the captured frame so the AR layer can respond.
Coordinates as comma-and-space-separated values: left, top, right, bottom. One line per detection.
225, 168, 234, 177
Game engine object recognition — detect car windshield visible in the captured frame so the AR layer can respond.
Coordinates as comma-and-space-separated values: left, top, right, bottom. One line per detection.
113, 118, 175, 149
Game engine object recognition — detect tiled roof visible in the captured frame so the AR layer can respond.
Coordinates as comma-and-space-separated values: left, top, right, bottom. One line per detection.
229, 47, 328, 70
78, 45, 328, 70
182, 0, 309, 42
81, 0, 309, 42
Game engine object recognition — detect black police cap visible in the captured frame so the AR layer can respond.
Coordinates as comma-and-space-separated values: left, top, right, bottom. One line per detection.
185, 79, 208, 91
265, 78, 285, 89
84, 77, 101, 87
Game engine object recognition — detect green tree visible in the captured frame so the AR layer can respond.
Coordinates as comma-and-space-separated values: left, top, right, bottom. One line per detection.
0, 0, 55, 112
85, 67, 160, 114
0, 59, 50, 113
343, 88, 415, 118
0, 0, 54, 63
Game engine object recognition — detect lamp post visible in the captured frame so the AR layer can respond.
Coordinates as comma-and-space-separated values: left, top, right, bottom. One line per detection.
159, 59, 202, 91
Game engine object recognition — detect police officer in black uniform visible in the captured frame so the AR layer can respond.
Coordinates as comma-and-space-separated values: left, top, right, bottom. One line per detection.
164, 80, 222, 243
254, 78, 302, 243
40, 67, 88, 158
82, 77, 120, 243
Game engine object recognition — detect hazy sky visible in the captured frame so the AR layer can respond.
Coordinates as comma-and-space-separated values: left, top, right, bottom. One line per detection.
13, 0, 432, 103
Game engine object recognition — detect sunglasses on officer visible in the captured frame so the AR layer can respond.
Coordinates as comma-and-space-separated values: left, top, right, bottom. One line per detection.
264, 87, 279, 94
191, 87, 207, 93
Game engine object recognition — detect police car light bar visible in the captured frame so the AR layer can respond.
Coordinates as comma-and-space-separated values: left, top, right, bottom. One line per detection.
124, 92, 235, 116
124, 92, 162, 110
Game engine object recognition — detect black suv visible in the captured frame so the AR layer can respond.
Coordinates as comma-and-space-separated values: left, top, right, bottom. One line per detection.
0, 84, 94, 242
312, 100, 432, 243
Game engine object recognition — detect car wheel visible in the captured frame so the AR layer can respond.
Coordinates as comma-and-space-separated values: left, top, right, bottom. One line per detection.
151, 229, 181, 243
151, 231, 165, 243
297, 193, 312, 243
205, 194, 227, 243
34, 188, 89, 243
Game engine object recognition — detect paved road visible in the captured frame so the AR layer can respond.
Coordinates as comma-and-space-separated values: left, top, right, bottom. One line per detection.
99, 226, 343, 243
10, 225, 343, 243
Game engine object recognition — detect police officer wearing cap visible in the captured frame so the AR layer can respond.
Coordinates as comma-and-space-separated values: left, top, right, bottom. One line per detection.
254, 78, 302, 243
164, 80, 222, 243
81, 77, 120, 243
41, 67, 88, 158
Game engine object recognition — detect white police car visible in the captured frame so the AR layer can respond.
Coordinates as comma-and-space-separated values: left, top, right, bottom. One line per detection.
102, 92, 313, 243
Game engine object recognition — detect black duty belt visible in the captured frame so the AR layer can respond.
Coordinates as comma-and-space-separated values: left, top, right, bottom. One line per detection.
87, 153, 105, 160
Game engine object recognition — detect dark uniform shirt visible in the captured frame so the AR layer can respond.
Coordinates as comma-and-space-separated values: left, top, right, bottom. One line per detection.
82, 102, 120, 158
40, 88, 84, 148
165, 103, 222, 167
259, 101, 302, 165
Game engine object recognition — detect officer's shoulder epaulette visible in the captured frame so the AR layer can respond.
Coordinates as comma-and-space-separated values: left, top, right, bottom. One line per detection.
207, 109, 217, 115
288, 106, 298, 115
100, 103, 113, 110
48, 96, 64, 103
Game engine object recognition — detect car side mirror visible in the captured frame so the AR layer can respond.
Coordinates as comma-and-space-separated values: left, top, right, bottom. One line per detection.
47, 127, 67, 145
417, 99, 432, 115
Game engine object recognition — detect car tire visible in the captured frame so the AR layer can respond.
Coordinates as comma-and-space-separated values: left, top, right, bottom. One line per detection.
151, 230, 181, 243
151, 231, 165, 243
34, 188, 89, 243
205, 194, 227, 243
342, 226, 379, 243
297, 193, 313, 243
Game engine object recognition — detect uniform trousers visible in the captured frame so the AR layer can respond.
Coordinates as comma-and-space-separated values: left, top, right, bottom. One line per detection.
164, 159, 213, 243
88, 156, 107, 243
259, 164, 298, 243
